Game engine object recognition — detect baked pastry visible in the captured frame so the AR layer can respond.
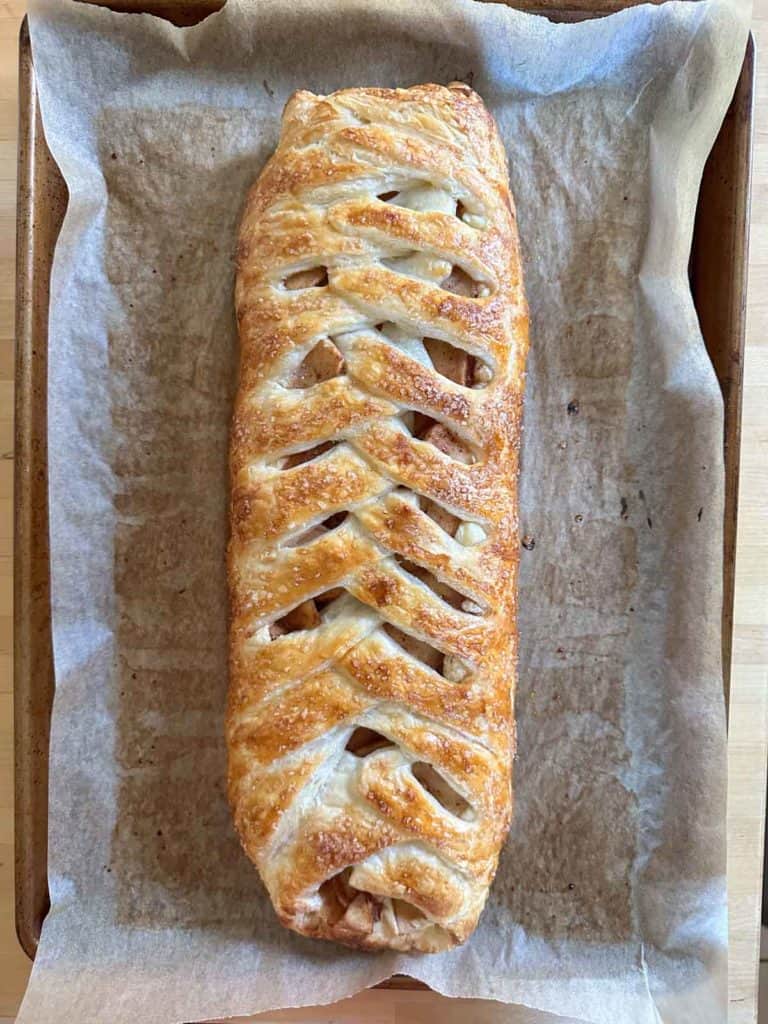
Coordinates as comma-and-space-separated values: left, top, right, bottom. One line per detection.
228, 82, 528, 953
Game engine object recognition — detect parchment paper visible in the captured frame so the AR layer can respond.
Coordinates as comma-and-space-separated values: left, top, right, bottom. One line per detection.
20, 1, 750, 1021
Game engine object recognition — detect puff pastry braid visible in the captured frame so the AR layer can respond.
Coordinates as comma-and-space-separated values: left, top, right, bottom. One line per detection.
228, 83, 528, 953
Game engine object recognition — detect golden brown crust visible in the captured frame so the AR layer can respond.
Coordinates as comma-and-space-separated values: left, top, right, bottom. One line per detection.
228, 82, 528, 953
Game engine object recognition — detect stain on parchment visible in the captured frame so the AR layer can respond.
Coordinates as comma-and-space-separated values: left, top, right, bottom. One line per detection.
495, 88, 650, 944
102, 108, 275, 933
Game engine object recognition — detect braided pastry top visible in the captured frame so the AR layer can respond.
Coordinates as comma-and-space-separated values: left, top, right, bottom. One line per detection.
228, 82, 528, 953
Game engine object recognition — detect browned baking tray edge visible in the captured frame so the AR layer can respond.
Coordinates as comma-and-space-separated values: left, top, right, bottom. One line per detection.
15, 2, 754, 994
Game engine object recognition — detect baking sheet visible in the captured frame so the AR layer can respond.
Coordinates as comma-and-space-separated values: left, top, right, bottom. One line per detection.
18, 0, 750, 1021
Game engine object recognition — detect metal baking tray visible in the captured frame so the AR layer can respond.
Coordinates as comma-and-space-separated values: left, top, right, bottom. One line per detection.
15, 0, 754, 978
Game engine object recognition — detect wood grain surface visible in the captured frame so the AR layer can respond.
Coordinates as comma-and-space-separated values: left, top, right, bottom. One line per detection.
0, 2, 766, 1022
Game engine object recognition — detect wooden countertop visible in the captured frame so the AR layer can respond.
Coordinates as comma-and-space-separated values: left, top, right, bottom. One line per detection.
0, 2, 766, 1020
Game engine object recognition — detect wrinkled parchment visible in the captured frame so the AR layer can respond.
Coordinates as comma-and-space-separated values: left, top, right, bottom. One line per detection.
19, 1, 749, 1021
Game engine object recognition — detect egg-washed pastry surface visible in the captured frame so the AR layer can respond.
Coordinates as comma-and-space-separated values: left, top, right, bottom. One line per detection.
228, 82, 528, 953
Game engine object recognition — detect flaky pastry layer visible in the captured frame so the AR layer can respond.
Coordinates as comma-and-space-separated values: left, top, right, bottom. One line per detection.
228, 82, 528, 953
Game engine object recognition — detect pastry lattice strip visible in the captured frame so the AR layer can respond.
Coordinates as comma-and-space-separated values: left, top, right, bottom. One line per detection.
229, 83, 527, 952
